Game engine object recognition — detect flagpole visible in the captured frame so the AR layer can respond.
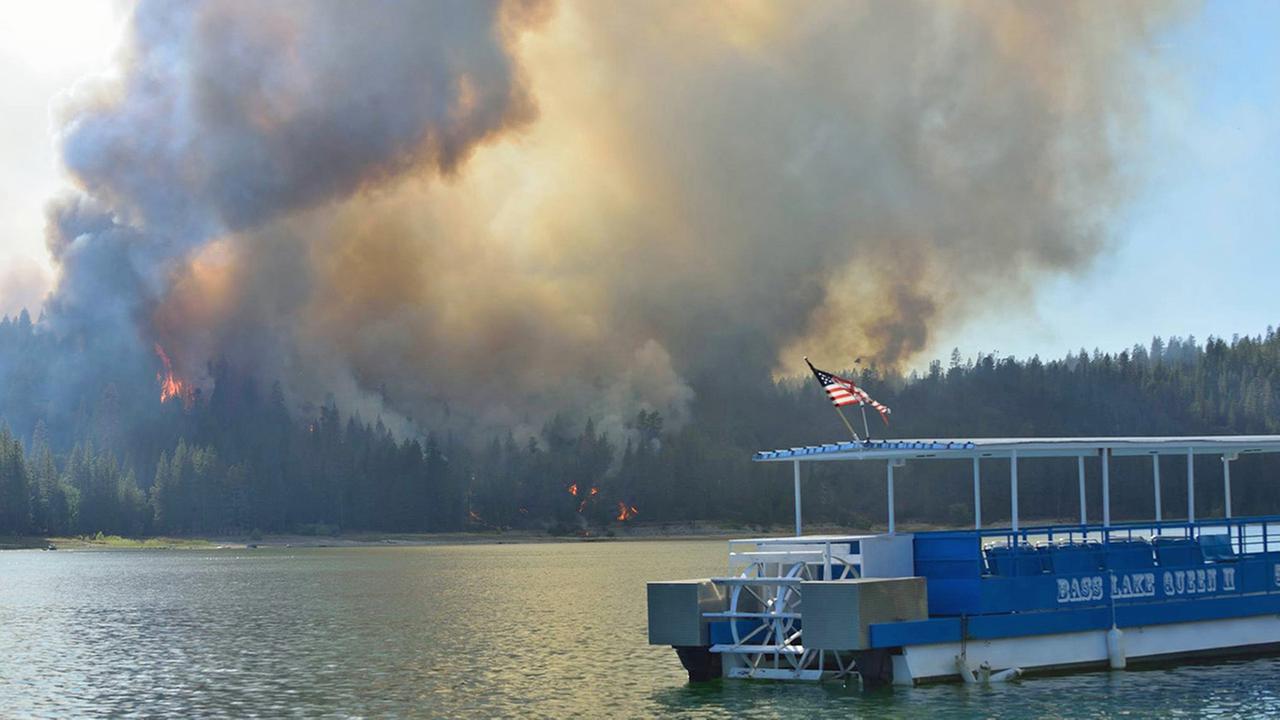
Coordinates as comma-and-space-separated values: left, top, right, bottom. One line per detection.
835, 406, 861, 442
852, 358, 872, 440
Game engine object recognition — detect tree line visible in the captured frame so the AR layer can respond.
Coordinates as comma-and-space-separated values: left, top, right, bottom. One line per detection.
3, 308, 1280, 537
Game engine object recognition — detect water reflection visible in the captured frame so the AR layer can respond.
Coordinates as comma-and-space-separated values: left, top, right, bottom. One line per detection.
2, 542, 1279, 718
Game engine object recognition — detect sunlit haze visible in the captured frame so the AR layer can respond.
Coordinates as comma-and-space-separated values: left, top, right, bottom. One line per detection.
0, 0, 124, 313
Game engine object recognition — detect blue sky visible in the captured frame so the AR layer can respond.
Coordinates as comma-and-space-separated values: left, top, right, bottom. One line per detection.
928, 0, 1280, 365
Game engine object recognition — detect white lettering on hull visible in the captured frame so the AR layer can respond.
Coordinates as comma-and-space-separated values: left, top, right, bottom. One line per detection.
1057, 576, 1105, 603
1111, 572, 1156, 599
1160, 567, 1235, 597
1056, 567, 1238, 604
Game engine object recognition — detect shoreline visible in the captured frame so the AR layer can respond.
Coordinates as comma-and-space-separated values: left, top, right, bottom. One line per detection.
1, 522, 868, 551
4, 518, 1053, 551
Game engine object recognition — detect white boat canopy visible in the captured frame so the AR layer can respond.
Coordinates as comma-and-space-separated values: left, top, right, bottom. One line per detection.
753, 435, 1280, 536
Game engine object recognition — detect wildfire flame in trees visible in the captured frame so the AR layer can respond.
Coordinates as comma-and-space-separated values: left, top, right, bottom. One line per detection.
567, 484, 602, 513
616, 502, 639, 521
154, 344, 194, 408
467, 509, 503, 531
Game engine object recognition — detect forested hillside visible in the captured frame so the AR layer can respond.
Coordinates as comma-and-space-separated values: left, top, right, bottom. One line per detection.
3, 309, 1280, 538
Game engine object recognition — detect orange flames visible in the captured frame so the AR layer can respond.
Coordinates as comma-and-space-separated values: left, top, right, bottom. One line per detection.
154, 344, 194, 408
568, 484, 601, 513
616, 502, 639, 521
467, 509, 503, 531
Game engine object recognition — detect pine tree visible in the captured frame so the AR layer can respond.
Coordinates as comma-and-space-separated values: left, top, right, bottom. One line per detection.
0, 426, 30, 534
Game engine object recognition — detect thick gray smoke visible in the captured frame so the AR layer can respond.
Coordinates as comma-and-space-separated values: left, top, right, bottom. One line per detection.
41, 0, 1186, 439
45, 0, 547, 432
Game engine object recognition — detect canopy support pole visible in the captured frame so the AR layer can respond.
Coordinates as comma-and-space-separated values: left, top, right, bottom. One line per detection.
1187, 448, 1196, 523
973, 457, 982, 530
793, 460, 802, 536
1102, 448, 1111, 528
1222, 454, 1234, 519
1078, 456, 1087, 525
887, 461, 896, 534
1152, 454, 1162, 523
1010, 451, 1019, 533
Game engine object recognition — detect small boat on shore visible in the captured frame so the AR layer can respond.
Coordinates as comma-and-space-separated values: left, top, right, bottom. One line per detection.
647, 435, 1280, 685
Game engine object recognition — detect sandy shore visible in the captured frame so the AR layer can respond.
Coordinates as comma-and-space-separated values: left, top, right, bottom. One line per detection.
4, 522, 896, 551
19, 515, 1111, 551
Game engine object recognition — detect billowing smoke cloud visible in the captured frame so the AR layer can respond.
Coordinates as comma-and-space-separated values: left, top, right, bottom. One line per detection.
41, 0, 1186, 439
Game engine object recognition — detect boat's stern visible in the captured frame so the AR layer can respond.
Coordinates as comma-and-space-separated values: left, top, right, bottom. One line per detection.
646, 533, 928, 683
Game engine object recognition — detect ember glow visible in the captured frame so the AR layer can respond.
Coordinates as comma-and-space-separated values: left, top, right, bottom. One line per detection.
154, 344, 193, 408
616, 502, 639, 522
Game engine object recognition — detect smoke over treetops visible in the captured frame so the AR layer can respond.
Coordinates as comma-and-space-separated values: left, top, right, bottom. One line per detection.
36, 0, 1186, 439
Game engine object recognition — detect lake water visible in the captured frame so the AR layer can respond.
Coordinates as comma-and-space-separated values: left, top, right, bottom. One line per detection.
3, 540, 1280, 718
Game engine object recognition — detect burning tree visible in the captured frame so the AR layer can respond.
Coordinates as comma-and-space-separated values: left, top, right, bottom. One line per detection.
154, 344, 195, 409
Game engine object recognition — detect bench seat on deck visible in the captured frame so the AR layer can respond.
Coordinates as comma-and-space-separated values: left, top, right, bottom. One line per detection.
1049, 541, 1104, 574
1105, 539, 1155, 570
1199, 533, 1236, 562
983, 544, 1042, 576
1153, 536, 1205, 566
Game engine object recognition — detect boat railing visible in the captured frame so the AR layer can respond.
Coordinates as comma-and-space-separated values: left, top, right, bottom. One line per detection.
968, 514, 1280, 557
726, 536, 865, 579
912, 515, 1280, 615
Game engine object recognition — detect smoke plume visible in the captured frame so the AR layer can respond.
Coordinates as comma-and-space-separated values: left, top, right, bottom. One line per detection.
40, 0, 1185, 438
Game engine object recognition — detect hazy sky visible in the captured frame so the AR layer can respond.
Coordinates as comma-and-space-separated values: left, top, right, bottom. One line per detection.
0, 0, 123, 313
927, 0, 1280, 363
0, 0, 1276, 368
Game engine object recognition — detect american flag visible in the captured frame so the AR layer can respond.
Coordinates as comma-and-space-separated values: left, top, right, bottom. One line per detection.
806, 359, 892, 424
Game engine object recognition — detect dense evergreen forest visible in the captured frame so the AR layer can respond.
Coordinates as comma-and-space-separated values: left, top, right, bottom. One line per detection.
2, 308, 1280, 538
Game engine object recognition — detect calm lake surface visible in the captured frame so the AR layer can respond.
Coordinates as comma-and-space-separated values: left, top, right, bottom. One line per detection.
3, 540, 1280, 718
